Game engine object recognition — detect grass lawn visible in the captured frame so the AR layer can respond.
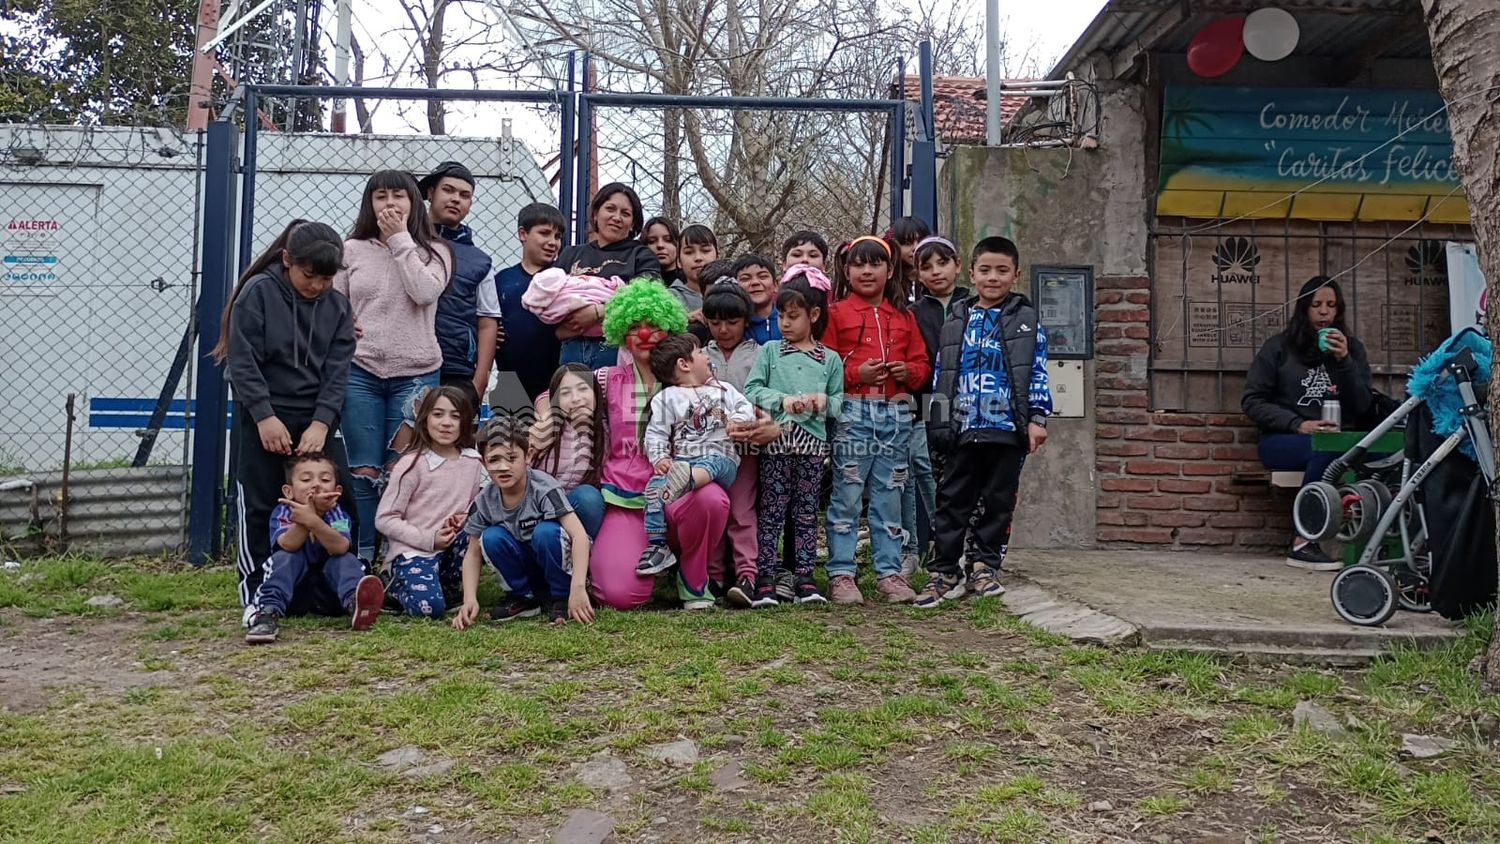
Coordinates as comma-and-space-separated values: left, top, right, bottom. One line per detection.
1, 555, 1499, 843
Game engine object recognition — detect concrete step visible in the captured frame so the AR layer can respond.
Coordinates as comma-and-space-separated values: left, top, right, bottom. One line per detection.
1000, 581, 1140, 646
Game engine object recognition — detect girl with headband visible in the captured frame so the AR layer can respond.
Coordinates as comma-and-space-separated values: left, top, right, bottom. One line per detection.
820, 234, 931, 605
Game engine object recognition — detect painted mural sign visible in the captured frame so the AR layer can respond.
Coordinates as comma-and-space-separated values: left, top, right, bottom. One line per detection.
1158, 85, 1469, 223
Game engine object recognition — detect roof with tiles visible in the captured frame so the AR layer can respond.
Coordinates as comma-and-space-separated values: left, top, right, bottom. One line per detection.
901, 75, 1033, 144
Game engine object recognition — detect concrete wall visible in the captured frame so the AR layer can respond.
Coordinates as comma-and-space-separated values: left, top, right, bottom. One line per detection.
939, 83, 1152, 548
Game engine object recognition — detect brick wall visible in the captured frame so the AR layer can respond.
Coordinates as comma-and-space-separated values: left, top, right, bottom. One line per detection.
1093, 276, 1292, 550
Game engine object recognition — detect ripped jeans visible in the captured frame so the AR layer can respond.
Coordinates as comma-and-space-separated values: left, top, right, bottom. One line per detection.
342, 364, 440, 559
826, 398, 912, 580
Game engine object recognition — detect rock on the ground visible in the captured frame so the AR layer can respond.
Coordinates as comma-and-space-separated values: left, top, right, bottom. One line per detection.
576, 751, 633, 791
403, 806, 429, 819
85, 594, 124, 609
1401, 733, 1459, 759
554, 808, 615, 844
375, 745, 424, 771
642, 739, 698, 767
400, 760, 456, 779
710, 760, 751, 792
1086, 800, 1112, 813
1292, 701, 1345, 737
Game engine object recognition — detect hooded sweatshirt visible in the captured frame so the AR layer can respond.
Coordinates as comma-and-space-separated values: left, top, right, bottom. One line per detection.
554, 238, 662, 282
1242, 333, 1373, 433
226, 263, 356, 426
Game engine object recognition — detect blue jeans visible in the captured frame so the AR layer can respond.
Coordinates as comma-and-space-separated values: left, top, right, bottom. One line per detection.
387, 533, 468, 618
901, 422, 937, 556
568, 485, 605, 539
254, 545, 366, 617
342, 364, 440, 558
827, 399, 912, 579
1258, 433, 1339, 487
644, 454, 737, 541
560, 337, 619, 369
480, 522, 571, 601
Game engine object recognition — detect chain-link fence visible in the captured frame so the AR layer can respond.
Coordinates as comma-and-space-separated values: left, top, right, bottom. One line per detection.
0, 117, 203, 557
583, 96, 902, 256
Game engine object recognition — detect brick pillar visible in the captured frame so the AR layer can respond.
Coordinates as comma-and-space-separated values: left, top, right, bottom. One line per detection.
1092, 276, 1291, 550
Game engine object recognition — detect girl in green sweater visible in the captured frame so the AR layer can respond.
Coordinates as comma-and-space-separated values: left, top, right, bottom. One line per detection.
744, 270, 844, 606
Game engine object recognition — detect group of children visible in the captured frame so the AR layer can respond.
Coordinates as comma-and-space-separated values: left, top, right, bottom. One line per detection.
221, 166, 1051, 645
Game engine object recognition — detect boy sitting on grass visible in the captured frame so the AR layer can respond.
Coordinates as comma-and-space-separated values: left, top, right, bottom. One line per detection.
244, 453, 385, 645
452, 416, 595, 627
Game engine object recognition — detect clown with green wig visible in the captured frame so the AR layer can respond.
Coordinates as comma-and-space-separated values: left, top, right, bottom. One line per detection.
586, 279, 780, 610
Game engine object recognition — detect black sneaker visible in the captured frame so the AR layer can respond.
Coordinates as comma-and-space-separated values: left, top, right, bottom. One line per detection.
487, 595, 541, 621
636, 543, 678, 575
1286, 542, 1341, 571
793, 575, 827, 604
547, 599, 568, 625
751, 576, 780, 609
707, 578, 728, 600
244, 611, 280, 645
726, 576, 756, 609
774, 569, 795, 602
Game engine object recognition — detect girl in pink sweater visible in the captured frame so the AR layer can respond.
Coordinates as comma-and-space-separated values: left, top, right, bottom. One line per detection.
376, 386, 485, 618
335, 170, 453, 560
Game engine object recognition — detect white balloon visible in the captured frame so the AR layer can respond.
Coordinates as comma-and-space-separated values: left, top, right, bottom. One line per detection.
1244, 7, 1300, 61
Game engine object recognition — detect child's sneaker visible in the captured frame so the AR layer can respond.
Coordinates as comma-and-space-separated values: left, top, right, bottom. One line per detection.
636, 543, 678, 575
547, 599, 569, 625
900, 552, 920, 579
244, 610, 280, 645
350, 574, 385, 631
774, 569, 796, 602
913, 572, 965, 609
662, 461, 695, 502
968, 564, 1006, 598
876, 574, 917, 603
726, 576, 756, 609
750, 576, 780, 609
683, 597, 715, 611
828, 574, 864, 605
488, 595, 541, 621
793, 575, 827, 604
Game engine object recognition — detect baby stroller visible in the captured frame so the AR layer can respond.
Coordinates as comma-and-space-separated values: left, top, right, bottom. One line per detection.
1293, 328, 1496, 626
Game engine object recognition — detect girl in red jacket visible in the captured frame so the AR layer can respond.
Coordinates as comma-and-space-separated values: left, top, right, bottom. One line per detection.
821, 235, 931, 605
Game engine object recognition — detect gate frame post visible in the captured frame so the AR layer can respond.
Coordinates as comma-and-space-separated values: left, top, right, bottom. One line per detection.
911, 40, 939, 230
187, 118, 240, 565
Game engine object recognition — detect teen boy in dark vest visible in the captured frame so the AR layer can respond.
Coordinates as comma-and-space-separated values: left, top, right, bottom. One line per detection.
421, 161, 497, 411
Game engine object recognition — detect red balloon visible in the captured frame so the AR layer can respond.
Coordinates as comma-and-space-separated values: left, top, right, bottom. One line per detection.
1186, 16, 1246, 78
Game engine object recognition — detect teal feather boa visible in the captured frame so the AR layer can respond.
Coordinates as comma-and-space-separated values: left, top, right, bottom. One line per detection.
1405, 330, 1492, 460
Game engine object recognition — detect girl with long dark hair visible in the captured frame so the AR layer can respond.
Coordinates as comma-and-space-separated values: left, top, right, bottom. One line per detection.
335, 169, 453, 561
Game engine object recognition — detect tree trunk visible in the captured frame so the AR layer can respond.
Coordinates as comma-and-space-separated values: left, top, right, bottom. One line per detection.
1421, 0, 1500, 691
663, 107, 682, 220
425, 0, 448, 135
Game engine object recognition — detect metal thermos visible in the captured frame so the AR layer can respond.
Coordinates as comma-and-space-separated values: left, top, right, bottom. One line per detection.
1321, 399, 1342, 430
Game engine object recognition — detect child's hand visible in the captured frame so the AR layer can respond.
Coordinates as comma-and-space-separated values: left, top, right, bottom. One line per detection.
451, 599, 480, 630
434, 523, 458, 550
353, 316, 364, 340
444, 511, 467, 533
653, 458, 673, 474
886, 361, 908, 384
311, 490, 340, 514
296, 421, 328, 455
858, 360, 889, 386
1027, 422, 1049, 454
257, 416, 292, 455
567, 584, 595, 625
807, 393, 828, 413
278, 497, 321, 529
782, 395, 807, 415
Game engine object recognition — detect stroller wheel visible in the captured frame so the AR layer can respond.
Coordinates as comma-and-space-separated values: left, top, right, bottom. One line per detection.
1331, 564, 1398, 626
1393, 564, 1433, 613
1335, 484, 1365, 544
1294, 481, 1343, 543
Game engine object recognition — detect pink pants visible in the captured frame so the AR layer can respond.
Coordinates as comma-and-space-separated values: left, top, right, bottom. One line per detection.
709, 453, 759, 584
590, 483, 730, 610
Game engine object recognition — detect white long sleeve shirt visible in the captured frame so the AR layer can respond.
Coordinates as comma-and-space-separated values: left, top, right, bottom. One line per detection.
644, 380, 756, 465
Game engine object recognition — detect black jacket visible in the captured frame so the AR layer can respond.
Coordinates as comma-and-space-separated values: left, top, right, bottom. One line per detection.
554, 239, 661, 281
433, 223, 495, 379
1241, 333, 1373, 433
927, 291, 1044, 453
226, 264, 356, 426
